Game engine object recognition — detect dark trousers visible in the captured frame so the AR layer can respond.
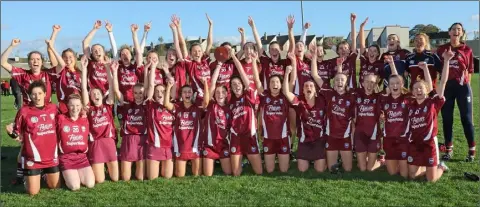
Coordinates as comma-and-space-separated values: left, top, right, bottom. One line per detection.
441, 80, 475, 149
11, 89, 22, 109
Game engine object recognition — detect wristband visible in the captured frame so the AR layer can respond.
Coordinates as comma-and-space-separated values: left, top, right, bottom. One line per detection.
8, 131, 18, 139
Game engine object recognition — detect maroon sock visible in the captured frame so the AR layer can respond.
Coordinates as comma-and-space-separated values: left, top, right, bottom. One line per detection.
468, 141, 476, 156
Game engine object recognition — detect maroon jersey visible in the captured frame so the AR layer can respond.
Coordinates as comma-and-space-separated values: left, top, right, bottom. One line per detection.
146, 100, 174, 148
405, 50, 442, 89
172, 102, 203, 154
11, 66, 55, 106
359, 55, 384, 87
87, 103, 115, 141
209, 59, 235, 91
336, 53, 358, 89
179, 55, 211, 99
354, 89, 381, 137
14, 103, 58, 169
317, 59, 334, 89
260, 56, 287, 88
55, 68, 82, 104
118, 102, 147, 136
259, 91, 289, 139
202, 101, 231, 147
235, 59, 261, 91
57, 115, 89, 155
118, 63, 144, 103
87, 60, 109, 94
171, 63, 188, 94
293, 57, 312, 95
229, 89, 257, 137
436, 43, 474, 85
379, 94, 411, 139
291, 95, 327, 143
408, 93, 445, 144
322, 89, 355, 138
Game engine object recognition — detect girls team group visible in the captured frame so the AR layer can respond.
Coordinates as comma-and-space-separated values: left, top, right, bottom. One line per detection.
1, 13, 475, 195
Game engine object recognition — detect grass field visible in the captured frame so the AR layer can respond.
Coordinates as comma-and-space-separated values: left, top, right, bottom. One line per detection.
0, 74, 479, 206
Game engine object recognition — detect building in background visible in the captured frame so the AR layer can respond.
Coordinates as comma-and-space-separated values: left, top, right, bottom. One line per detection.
377, 25, 410, 48
425, 31, 450, 48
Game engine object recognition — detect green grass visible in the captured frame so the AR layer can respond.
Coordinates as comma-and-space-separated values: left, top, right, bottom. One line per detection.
0, 74, 479, 206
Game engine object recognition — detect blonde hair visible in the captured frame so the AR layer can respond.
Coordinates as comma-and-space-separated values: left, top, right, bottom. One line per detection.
415, 33, 431, 50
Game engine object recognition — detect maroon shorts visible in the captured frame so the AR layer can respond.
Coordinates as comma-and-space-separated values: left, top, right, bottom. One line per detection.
326, 136, 352, 151
297, 138, 326, 161
263, 138, 290, 155
146, 145, 173, 161
21, 156, 59, 170
174, 151, 200, 161
230, 134, 260, 155
59, 153, 90, 171
202, 141, 230, 160
407, 137, 439, 167
119, 135, 147, 162
88, 138, 118, 164
383, 137, 409, 160
354, 131, 380, 153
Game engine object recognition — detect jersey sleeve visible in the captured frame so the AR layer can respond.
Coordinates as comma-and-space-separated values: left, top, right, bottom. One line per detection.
13, 108, 25, 135
467, 48, 474, 74
430, 92, 445, 112
348, 53, 358, 89
244, 89, 257, 105
10, 66, 26, 84
433, 53, 443, 73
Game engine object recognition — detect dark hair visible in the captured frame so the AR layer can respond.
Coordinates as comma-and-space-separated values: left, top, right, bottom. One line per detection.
68, 93, 82, 103
335, 40, 350, 55
242, 42, 257, 51
27, 80, 46, 95
220, 42, 232, 47
215, 85, 228, 92
90, 44, 105, 60
449, 22, 464, 32
180, 84, 193, 92
269, 75, 283, 84
189, 43, 202, 52
27, 51, 44, 63
368, 44, 381, 60
388, 74, 409, 94
61, 48, 77, 58
119, 45, 133, 56
229, 75, 244, 93
155, 84, 165, 89
269, 41, 279, 47
316, 44, 327, 56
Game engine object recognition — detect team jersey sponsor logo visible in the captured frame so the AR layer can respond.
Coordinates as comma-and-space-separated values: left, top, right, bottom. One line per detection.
31, 116, 38, 123
63, 126, 70, 133
128, 109, 133, 114
263, 146, 269, 153
73, 126, 79, 133
134, 109, 140, 114
224, 150, 229, 157
282, 146, 288, 153
385, 104, 389, 110
81, 126, 86, 132
50, 113, 55, 120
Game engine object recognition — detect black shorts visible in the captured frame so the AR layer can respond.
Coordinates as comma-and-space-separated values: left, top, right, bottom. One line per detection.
24, 166, 60, 176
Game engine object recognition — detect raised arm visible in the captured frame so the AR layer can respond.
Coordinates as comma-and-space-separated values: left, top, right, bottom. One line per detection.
205, 14, 213, 56
172, 15, 188, 60
170, 23, 184, 61
287, 15, 295, 54
163, 81, 175, 111
350, 13, 357, 54
81, 56, 89, 106
300, 22, 310, 44
286, 52, 297, 90
131, 24, 143, 66
437, 47, 453, 98
1, 39, 21, 72
385, 55, 398, 75
105, 61, 115, 105
105, 20, 118, 59
140, 22, 151, 54
359, 17, 368, 55
282, 66, 296, 103
83, 20, 102, 59
47, 25, 61, 68
201, 77, 210, 108
45, 40, 65, 73
248, 16, 264, 56
309, 45, 324, 88
418, 62, 433, 93
250, 52, 264, 94
236, 27, 246, 59
111, 60, 124, 103
209, 61, 223, 96
231, 49, 249, 87
146, 62, 155, 100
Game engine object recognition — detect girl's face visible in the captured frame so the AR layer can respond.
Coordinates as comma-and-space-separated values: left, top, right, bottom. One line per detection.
68, 98, 82, 117
388, 76, 403, 96
413, 82, 428, 100
28, 53, 43, 73
190, 45, 203, 62
154, 85, 165, 103
317, 46, 325, 59
269, 44, 280, 61
147, 52, 159, 64
30, 87, 46, 106
295, 42, 305, 57
90, 89, 104, 106
449, 24, 464, 41
91, 45, 105, 61
414, 35, 427, 51
181, 87, 193, 103
243, 43, 256, 58
133, 86, 145, 103
231, 78, 244, 97
63, 51, 76, 69
367, 46, 379, 61
120, 48, 132, 65
214, 87, 227, 105
362, 74, 377, 94
338, 43, 350, 58
302, 81, 316, 98
333, 74, 347, 94
166, 50, 177, 67
269, 76, 282, 95
387, 35, 400, 51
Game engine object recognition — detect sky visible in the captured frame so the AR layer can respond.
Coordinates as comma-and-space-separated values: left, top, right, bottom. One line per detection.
1, 1, 479, 57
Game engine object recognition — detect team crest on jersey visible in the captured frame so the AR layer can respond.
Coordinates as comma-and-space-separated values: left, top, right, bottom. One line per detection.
282, 146, 288, 152
415, 109, 420, 115
395, 55, 400, 61
320, 110, 324, 116
384, 104, 389, 110
364, 99, 370, 104
428, 158, 434, 164
357, 97, 362, 103
26, 161, 34, 167
184, 112, 189, 118
373, 99, 376, 104
118, 114, 123, 119
325, 143, 329, 148
344, 143, 349, 148
224, 150, 229, 156
203, 150, 208, 156
73, 126, 79, 133
409, 109, 413, 116
192, 112, 196, 118
81, 126, 86, 132
392, 103, 397, 109
231, 147, 237, 153
63, 126, 70, 133
264, 146, 269, 153
266, 97, 271, 104
409, 60, 414, 64
346, 100, 350, 106
50, 113, 55, 120
176, 152, 181, 157
401, 102, 406, 108
128, 109, 133, 114
423, 106, 427, 113
332, 96, 336, 102
279, 98, 283, 105
401, 152, 407, 158
251, 146, 257, 152
407, 156, 413, 163
30, 116, 38, 123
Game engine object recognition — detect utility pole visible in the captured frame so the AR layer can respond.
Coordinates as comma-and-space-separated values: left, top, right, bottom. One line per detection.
300, 0, 304, 27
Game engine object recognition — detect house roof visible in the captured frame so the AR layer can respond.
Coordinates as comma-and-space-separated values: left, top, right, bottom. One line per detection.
366, 27, 384, 42
426, 31, 449, 40
261, 35, 277, 45
275, 34, 317, 47
187, 38, 206, 45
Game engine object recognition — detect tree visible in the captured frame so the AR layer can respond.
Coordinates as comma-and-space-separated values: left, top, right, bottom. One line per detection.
158, 36, 164, 44
409, 24, 441, 37
322, 36, 344, 49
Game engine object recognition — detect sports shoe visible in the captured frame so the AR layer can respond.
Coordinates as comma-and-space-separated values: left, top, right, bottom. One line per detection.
441, 152, 453, 161
438, 143, 447, 153
330, 162, 341, 174
11, 177, 24, 185
465, 155, 475, 162
290, 152, 297, 163
438, 161, 449, 172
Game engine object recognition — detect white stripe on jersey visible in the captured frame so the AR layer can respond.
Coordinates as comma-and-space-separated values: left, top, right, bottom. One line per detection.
423, 120, 434, 141
281, 120, 287, 138
370, 123, 378, 140
262, 111, 268, 139
401, 119, 410, 138
325, 119, 330, 136
59, 75, 65, 100
192, 120, 200, 153
434, 136, 439, 165
89, 133, 94, 142
294, 78, 300, 95
29, 134, 42, 162
250, 108, 256, 137
207, 114, 213, 146
173, 131, 179, 153
299, 122, 305, 143
153, 113, 161, 148
343, 120, 352, 138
